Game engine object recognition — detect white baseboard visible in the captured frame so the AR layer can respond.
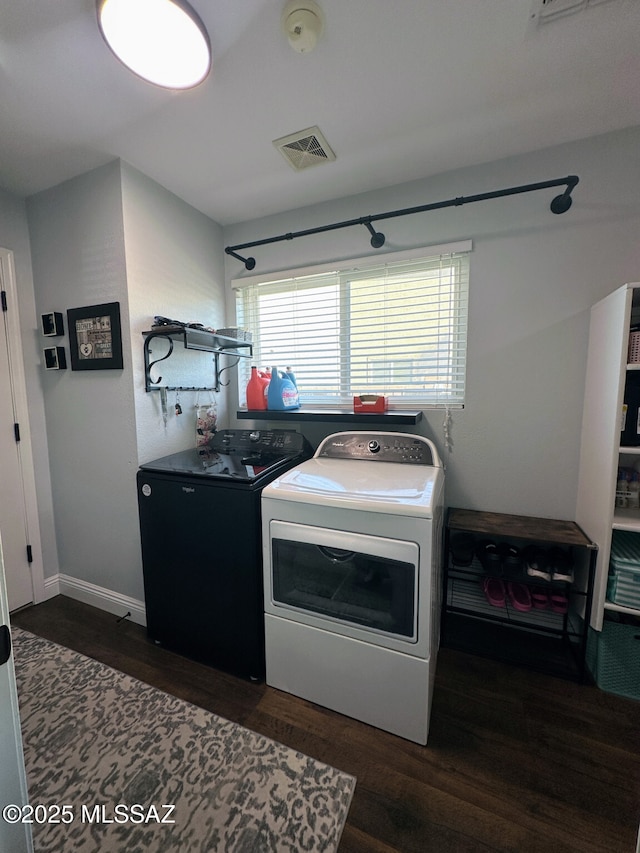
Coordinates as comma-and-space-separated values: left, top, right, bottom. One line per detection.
42, 573, 146, 627
42, 574, 60, 600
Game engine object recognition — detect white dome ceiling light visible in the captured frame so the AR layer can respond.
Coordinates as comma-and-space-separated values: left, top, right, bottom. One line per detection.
96, 0, 211, 90
281, 0, 325, 54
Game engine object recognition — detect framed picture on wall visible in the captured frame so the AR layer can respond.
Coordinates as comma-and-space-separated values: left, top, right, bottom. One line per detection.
67, 302, 123, 371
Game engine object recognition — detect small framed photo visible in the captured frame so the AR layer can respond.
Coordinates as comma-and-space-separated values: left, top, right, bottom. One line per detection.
67, 302, 123, 371
43, 346, 67, 370
41, 312, 64, 337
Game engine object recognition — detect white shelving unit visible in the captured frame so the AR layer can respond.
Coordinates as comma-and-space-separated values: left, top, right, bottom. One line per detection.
576, 283, 640, 630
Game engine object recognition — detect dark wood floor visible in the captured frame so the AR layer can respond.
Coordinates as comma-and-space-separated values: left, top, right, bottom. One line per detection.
11, 595, 640, 853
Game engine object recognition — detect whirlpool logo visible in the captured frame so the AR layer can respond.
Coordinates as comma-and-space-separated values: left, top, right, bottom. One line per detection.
182, 486, 195, 494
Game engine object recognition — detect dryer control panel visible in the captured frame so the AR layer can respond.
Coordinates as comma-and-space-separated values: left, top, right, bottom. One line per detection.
316, 431, 441, 466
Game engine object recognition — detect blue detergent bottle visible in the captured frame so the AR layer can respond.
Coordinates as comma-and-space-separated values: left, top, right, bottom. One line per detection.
285, 367, 297, 387
267, 366, 300, 410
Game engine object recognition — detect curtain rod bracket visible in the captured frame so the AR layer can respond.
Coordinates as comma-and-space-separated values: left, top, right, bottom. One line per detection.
363, 219, 386, 249
225, 247, 256, 270
550, 191, 573, 214
550, 174, 578, 214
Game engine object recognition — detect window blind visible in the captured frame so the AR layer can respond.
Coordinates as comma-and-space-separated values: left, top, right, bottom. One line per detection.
234, 244, 470, 408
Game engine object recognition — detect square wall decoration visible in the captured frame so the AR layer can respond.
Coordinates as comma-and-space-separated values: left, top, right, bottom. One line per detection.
41, 312, 64, 337
43, 346, 66, 370
67, 302, 123, 371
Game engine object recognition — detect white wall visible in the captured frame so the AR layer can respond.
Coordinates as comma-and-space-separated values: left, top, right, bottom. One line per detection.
0, 187, 59, 581
26, 162, 142, 598
121, 162, 226, 464
25, 161, 227, 604
224, 126, 640, 522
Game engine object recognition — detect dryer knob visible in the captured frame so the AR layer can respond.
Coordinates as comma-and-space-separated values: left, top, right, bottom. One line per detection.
368, 440, 380, 453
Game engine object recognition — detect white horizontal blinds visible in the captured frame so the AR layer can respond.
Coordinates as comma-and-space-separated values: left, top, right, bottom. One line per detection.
236, 248, 469, 407
238, 271, 342, 404
344, 253, 469, 404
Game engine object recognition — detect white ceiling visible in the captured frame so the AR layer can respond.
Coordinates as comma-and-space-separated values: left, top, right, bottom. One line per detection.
0, 0, 639, 225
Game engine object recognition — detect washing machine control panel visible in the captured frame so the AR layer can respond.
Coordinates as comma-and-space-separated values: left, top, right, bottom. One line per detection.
212, 429, 308, 455
317, 432, 439, 465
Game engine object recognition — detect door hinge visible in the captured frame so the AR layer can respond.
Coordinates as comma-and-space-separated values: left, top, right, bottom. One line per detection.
14, 423, 20, 443
26, 545, 33, 564
0, 625, 11, 666
1, 290, 7, 312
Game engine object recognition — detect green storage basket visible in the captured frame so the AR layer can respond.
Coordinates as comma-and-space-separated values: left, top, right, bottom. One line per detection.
587, 620, 640, 701
608, 531, 640, 609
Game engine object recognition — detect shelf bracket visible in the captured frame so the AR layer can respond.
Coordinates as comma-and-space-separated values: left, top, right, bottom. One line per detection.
144, 332, 174, 391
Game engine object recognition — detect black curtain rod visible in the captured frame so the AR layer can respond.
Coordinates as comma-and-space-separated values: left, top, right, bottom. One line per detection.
225, 174, 579, 271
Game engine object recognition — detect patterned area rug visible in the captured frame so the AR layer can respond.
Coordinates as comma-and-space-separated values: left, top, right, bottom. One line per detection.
11, 628, 355, 853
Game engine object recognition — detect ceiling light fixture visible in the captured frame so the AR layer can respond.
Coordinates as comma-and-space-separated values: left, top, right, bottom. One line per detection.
96, 0, 211, 90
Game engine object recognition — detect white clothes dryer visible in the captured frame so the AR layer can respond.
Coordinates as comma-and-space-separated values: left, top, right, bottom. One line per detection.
261, 431, 445, 745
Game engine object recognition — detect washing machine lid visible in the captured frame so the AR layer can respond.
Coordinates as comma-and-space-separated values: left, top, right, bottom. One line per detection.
262, 457, 443, 517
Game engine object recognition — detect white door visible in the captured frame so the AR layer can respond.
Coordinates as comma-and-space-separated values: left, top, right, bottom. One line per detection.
0, 537, 33, 853
0, 250, 42, 611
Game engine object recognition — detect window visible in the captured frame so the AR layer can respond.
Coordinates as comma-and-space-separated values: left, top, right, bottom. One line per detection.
234, 241, 470, 408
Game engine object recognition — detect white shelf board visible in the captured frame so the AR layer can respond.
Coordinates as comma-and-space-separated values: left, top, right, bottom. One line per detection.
604, 600, 640, 618
612, 509, 640, 531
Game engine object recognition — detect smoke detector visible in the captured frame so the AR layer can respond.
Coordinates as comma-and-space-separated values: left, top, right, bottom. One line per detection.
273, 126, 336, 171
281, 0, 325, 53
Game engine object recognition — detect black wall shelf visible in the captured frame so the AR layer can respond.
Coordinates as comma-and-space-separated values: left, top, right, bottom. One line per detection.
237, 408, 423, 425
143, 327, 252, 393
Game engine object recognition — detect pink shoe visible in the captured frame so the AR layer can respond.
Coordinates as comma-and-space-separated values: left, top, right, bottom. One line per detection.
482, 576, 506, 608
550, 591, 568, 614
530, 587, 549, 609
507, 582, 532, 612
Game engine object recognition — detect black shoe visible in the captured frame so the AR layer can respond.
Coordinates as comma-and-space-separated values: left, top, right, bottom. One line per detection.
450, 533, 475, 566
548, 547, 574, 583
499, 542, 522, 579
522, 545, 551, 582
476, 539, 501, 573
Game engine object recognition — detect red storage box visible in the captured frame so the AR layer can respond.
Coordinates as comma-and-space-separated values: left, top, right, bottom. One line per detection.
353, 395, 388, 414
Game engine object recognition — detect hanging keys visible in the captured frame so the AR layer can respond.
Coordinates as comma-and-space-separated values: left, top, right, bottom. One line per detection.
175, 390, 182, 415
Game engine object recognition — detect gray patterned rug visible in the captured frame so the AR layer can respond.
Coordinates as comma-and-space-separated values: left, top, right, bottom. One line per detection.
11, 628, 355, 853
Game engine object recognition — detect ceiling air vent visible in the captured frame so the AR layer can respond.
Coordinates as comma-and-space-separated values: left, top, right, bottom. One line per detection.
273, 126, 336, 171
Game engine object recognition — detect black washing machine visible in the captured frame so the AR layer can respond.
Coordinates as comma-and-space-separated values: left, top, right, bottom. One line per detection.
136, 429, 311, 680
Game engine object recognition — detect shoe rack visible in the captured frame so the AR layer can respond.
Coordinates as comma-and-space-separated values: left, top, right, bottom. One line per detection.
442, 508, 597, 682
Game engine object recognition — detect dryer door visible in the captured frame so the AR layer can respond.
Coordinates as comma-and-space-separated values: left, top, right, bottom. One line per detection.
267, 520, 419, 647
